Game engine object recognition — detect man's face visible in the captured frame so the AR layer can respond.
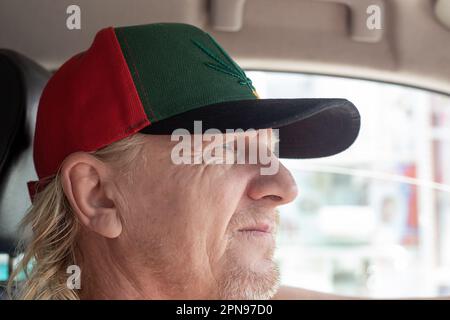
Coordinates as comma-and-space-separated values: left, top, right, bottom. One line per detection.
112, 131, 298, 299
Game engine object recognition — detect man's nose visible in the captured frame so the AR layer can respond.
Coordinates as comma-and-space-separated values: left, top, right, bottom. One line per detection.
246, 160, 298, 206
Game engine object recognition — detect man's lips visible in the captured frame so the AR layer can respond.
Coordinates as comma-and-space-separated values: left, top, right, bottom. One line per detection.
238, 222, 273, 235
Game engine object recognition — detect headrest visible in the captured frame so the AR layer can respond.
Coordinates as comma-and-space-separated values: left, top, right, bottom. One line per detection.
0, 50, 50, 254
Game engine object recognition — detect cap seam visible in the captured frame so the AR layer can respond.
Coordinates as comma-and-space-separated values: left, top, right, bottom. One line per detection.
115, 28, 158, 122
154, 94, 257, 123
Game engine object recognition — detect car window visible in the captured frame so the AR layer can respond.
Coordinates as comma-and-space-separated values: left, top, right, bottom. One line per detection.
247, 71, 450, 298
0, 254, 8, 282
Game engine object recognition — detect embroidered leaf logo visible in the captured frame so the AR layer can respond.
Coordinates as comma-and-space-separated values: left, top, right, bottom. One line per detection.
192, 36, 257, 96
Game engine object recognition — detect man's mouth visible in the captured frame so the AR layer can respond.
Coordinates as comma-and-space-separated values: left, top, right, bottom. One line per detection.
238, 222, 273, 236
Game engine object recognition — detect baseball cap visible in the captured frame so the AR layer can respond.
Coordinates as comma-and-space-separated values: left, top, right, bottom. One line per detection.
28, 23, 360, 198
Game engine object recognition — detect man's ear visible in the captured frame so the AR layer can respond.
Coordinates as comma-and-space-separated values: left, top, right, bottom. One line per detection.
60, 152, 123, 238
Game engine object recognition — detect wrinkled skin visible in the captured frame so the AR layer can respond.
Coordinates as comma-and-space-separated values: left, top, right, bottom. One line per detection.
61, 131, 298, 299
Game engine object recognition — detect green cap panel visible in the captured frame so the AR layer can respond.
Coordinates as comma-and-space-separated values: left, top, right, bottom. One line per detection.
114, 23, 258, 123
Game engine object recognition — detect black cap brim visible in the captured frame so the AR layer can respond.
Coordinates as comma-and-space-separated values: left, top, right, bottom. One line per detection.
140, 98, 360, 159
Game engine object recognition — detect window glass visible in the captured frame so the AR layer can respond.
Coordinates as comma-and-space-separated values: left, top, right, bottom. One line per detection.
247, 71, 450, 297
0, 253, 8, 282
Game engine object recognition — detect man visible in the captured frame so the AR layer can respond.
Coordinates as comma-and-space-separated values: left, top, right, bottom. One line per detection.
9, 23, 360, 299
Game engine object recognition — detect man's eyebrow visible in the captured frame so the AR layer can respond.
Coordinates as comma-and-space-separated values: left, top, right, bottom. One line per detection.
200, 130, 279, 152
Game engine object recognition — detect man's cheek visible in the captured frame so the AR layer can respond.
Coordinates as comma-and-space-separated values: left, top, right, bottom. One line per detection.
200, 201, 233, 262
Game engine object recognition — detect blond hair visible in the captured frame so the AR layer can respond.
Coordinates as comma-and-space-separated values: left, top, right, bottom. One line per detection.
7, 134, 147, 299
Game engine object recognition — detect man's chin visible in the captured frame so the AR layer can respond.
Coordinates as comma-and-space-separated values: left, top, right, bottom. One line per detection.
217, 259, 280, 300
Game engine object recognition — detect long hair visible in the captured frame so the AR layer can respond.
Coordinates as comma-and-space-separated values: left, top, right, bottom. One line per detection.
7, 134, 147, 299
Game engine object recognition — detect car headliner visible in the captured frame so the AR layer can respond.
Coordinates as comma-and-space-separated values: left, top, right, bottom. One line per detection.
0, 0, 449, 94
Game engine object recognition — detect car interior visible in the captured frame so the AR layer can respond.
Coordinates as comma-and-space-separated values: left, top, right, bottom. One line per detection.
0, 0, 449, 298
